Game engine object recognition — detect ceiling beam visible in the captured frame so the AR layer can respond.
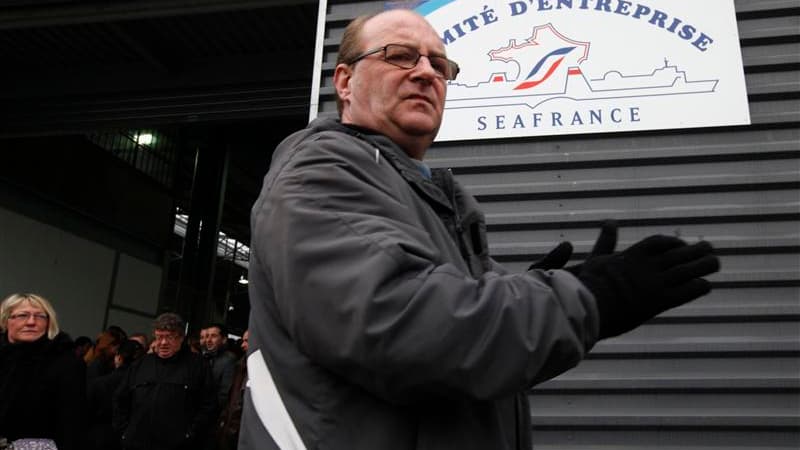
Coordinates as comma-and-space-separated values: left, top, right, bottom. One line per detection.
0, 84, 312, 137
105, 23, 171, 73
0, 50, 313, 98
0, 0, 316, 30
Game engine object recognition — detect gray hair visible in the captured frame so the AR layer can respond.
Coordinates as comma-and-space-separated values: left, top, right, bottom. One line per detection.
152, 312, 186, 336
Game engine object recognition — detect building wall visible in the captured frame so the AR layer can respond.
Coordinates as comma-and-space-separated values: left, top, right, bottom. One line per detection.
0, 133, 173, 338
0, 205, 161, 338
317, 1, 800, 448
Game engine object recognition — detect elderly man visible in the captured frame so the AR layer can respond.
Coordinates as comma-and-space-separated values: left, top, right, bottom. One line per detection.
239, 8, 719, 450
113, 313, 217, 450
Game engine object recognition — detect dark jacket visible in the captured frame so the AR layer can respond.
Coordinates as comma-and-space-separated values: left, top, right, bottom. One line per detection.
0, 332, 87, 450
87, 367, 128, 450
240, 118, 599, 449
113, 346, 217, 450
204, 349, 237, 406
86, 355, 115, 381
216, 357, 247, 450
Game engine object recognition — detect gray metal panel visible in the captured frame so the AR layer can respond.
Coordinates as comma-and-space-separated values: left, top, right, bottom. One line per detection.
322, 2, 800, 448
742, 43, 800, 66
735, 0, 800, 12
737, 16, 800, 40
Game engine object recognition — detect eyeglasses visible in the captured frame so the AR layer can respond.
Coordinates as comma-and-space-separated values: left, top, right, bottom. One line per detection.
9, 312, 49, 322
153, 333, 181, 343
347, 43, 460, 81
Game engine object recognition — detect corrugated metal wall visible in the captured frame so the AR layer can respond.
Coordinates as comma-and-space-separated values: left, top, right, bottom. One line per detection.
317, 1, 800, 448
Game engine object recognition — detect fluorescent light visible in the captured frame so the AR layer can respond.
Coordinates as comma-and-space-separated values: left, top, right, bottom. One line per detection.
238, 275, 249, 285
137, 133, 153, 145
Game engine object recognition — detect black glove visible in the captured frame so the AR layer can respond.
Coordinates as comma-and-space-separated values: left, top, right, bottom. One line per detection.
528, 220, 618, 272
528, 241, 573, 271
564, 220, 618, 276
574, 235, 720, 339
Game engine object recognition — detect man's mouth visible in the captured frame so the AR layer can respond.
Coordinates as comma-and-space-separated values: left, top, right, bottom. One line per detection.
406, 94, 432, 105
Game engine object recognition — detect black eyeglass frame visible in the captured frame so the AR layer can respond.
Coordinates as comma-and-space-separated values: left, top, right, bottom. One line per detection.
346, 43, 460, 81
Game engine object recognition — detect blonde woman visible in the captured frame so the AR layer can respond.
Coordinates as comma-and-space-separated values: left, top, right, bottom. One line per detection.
0, 293, 87, 450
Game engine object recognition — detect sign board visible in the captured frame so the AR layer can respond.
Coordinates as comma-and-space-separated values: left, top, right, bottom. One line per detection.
411, 0, 751, 141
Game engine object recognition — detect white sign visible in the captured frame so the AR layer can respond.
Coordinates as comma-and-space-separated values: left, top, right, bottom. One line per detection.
414, 0, 751, 141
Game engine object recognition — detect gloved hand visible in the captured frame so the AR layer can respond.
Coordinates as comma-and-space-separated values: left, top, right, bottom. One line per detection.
574, 234, 720, 339
528, 220, 618, 272
564, 220, 618, 276
528, 241, 573, 271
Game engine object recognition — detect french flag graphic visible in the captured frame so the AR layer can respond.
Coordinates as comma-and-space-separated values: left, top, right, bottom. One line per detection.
514, 46, 575, 90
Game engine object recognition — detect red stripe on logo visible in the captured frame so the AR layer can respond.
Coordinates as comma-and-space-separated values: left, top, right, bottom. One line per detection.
514, 57, 565, 90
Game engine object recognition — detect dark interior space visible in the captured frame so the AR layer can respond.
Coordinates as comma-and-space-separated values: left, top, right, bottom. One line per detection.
0, 0, 320, 334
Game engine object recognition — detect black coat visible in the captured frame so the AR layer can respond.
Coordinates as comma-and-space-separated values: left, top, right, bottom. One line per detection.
0, 332, 87, 450
113, 346, 217, 450
88, 367, 128, 450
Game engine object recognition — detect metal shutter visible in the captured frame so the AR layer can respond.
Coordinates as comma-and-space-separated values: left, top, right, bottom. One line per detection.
317, 1, 800, 448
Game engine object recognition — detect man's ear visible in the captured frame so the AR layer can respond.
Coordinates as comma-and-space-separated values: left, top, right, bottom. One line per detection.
333, 63, 352, 105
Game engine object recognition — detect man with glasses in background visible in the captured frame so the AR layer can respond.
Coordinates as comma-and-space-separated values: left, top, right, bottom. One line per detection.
240, 8, 719, 450
113, 313, 217, 450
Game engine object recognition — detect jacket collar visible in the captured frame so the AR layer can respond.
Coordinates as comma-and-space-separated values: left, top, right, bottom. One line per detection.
310, 118, 454, 213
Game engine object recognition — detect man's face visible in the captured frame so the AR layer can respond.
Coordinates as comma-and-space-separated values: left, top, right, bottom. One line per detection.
202, 326, 226, 353
199, 329, 209, 349
153, 330, 183, 359
5, 301, 48, 343
241, 330, 249, 353
336, 10, 448, 157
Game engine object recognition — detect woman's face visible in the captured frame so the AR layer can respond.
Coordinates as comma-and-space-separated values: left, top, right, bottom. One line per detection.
6, 301, 49, 343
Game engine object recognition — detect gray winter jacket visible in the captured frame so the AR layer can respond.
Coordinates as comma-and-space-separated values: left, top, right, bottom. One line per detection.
240, 118, 599, 450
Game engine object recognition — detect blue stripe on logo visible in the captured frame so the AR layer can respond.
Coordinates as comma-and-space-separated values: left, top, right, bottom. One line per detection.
414, 0, 456, 16
526, 47, 575, 79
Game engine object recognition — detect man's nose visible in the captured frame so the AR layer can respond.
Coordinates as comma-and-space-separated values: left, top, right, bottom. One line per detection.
411, 55, 437, 82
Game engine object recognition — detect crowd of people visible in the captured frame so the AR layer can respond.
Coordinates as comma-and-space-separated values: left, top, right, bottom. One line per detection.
0, 292, 248, 450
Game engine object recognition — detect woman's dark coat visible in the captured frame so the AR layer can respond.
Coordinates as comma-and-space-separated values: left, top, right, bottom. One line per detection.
0, 332, 87, 450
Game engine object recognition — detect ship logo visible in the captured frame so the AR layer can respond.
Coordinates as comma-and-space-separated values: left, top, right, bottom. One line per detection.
446, 23, 719, 110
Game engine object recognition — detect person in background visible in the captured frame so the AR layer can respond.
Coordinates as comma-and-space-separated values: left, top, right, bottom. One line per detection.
113, 312, 217, 450
0, 293, 87, 450
128, 332, 149, 351
73, 335, 93, 362
187, 334, 202, 353
147, 337, 158, 354
239, 8, 719, 450
85, 326, 126, 380
198, 326, 209, 351
224, 335, 244, 359
200, 323, 237, 407
87, 339, 145, 450
108, 325, 128, 342
216, 329, 249, 450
